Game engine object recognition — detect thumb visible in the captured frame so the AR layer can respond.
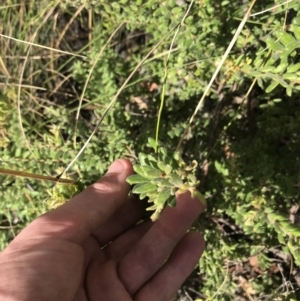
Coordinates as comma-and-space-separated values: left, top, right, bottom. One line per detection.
17, 159, 133, 244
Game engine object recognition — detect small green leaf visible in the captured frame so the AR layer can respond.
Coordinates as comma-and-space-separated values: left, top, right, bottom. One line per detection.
287, 63, 300, 73
273, 63, 288, 74
134, 165, 146, 176
267, 74, 288, 87
254, 58, 264, 68
157, 188, 171, 204
266, 38, 284, 51
167, 196, 177, 207
132, 183, 157, 194
165, 164, 172, 174
266, 81, 279, 93
286, 85, 293, 97
148, 138, 157, 150
257, 77, 264, 89
259, 66, 276, 73
291, 24, 300, 40
151, 178, 173, 187
157, 161, 166, 171
187, 173, 198, 185
248, 70, 262, 77
139, 153, 147, 165
286, 41, 300, 52
282, 73, 298, 81
127, 174, 148, 184
169, 173, 183, 186
172, 7, 182, 15
142, 166, 162, 178
279, 31, 296, 47
214, 161, 229, 176
139, 192, 148, 200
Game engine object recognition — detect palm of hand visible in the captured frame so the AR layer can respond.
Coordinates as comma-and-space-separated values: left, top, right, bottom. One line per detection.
0, 160, 205, 301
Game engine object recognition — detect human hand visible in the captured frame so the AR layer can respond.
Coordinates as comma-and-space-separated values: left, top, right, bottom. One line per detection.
0, 159, 206, 301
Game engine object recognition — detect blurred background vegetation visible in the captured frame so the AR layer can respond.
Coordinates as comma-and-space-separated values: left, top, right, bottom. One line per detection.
1, 0, 300, 300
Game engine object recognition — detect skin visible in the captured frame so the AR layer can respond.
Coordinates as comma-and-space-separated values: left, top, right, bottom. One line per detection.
0, 159, 206, 301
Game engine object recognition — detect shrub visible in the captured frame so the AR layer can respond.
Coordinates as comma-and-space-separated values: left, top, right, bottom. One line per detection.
1, 0, 300, 299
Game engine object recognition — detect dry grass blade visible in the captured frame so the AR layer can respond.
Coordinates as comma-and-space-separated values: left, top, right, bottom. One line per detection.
55, 3, 85, 48
176, 0, 257, 151
0, 55, 10, 78
250, 0, 295, 17
59, 22, 183, 178
0, 168, 74, 184
0, 33, 87, 59
17, 3, 58, 150
74, 21, 126, 147
155, 0, 195, 152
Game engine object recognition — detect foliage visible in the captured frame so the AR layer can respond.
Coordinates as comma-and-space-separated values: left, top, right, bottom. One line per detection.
1, 0, 300, 300
127, 138, 205, 221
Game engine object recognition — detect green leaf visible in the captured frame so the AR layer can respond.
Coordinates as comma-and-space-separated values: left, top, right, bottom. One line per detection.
172, 7, 182, 15
187, 173, 198, 185
165, 164, 172, 174
127, 174, 148, 184
254, 58, 264, 68
267, 74, 288, 87
277, 232, 285, 244
279, 31, 296, 47
139, 192, 148, 200
156, 188, 171, 204
167, 196, 177, 207
273, 63, 288, 74
157, 161, 166, 171
265, 81, 279, 93
259, 66, 276, 73
214, 161, 229, 176
139, 153, 147, 165
111, 2, 120, 10
248, 70, 262, 77
266, 38, 284, 51
151, 178, 173, 187
287, 63, 300, 73
282, 73, 298, 81
132, 183, 157, 194
169, 173, 183, 186
291, 24, 300, 40
142, 166, 162, 178
133, 165, 146, 176
286, 41, 300, 52
257, 77, 264, 89
286, 85, 293, 97
148, 138, 157, 150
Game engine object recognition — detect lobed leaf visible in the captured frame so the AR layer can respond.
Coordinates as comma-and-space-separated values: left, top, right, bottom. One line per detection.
127, 174, 148, 185
132, 183, 157, 194
169, 173, 183, 186
156, 188, 171, 205
141, 165, 162, 178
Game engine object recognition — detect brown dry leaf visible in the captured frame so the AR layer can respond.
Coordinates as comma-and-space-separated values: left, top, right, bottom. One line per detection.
239, 276, 256, 296
249, 256, 258, 268
130, 96, 148, 111
140, 81, 158, 92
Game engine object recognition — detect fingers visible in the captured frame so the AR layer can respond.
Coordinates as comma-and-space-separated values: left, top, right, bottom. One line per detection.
135, 232, 205, 301
16, 159, 133, 245
104, 221, 152, 262
117, 191, 206, 295
92, 195, 146, 246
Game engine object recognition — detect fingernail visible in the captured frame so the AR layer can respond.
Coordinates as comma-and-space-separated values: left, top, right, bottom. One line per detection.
108, 160, 125, 173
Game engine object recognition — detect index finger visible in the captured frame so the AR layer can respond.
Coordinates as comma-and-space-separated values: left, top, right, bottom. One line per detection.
117, 190, 206, 295
16, 159, 133, 245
